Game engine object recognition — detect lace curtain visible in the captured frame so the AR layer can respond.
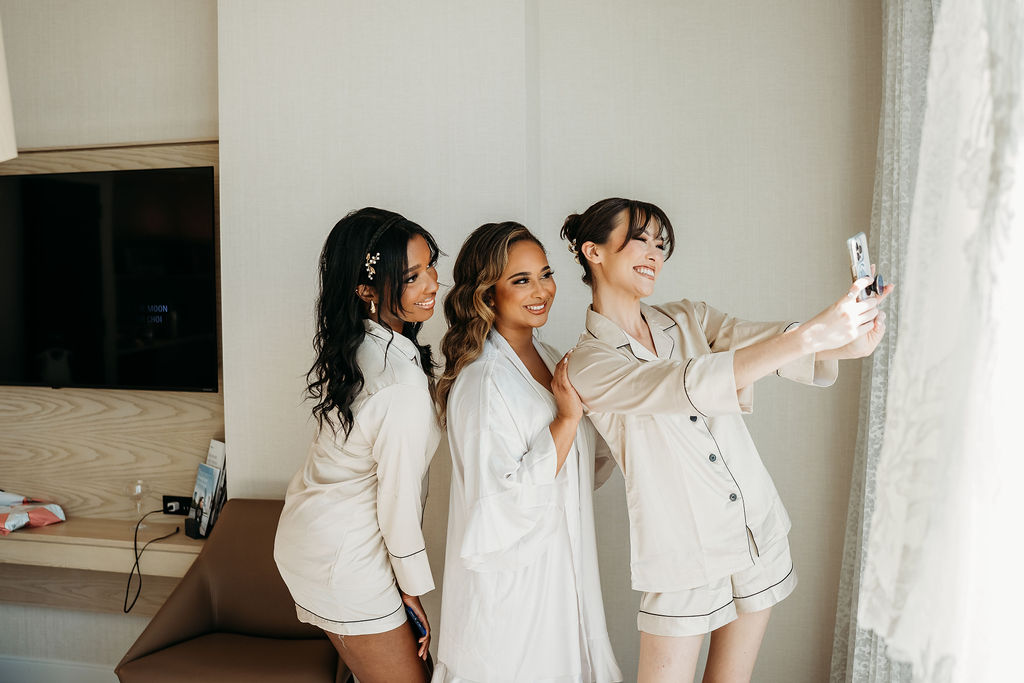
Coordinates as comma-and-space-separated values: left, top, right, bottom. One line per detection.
854, 0, 1024, 680
0, 11, 19, 161
829, 1, 937, 680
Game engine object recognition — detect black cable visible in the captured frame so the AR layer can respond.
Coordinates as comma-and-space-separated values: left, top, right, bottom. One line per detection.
123, 508, 180, 614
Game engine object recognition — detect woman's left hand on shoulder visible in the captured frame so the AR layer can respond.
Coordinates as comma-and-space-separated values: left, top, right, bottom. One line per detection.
552, 351, 584, 424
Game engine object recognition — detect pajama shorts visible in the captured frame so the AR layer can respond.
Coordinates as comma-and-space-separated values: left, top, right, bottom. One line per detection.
294, 597, 408, 637
637, 534, 797, 637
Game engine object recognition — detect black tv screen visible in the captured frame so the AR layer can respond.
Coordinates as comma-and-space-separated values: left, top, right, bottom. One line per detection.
0, 166, 218, 392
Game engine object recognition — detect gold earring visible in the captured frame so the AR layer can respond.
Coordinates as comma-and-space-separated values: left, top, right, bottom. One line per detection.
369, 301, 376, 315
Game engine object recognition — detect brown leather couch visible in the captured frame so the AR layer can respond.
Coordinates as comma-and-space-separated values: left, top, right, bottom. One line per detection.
116, 498, 350, 683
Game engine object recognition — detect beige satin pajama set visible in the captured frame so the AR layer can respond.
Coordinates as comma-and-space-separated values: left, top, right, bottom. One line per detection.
568, 300, 837, 636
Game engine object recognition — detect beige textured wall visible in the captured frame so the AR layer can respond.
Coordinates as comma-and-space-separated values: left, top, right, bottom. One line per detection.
220, 1, 880, 680
1, 0, 217, 149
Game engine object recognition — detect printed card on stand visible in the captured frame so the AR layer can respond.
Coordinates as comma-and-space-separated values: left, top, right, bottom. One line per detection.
205, 439, 228, 532
188, 462, 220, 537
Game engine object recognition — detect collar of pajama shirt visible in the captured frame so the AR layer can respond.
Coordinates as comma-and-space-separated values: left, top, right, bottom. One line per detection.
566, 299, 838, 593
363, 318, 420, 364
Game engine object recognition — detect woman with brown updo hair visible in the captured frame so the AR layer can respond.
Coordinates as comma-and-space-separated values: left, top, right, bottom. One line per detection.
560, 197, 892, 682
432, 222, 622, 683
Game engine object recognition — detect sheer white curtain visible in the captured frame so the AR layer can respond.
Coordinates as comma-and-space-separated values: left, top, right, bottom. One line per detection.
0, 12, 17, 161
858, 0, 1024, 681
829, 1, 936, 680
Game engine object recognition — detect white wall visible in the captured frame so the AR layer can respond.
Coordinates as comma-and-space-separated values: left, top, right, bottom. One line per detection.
220, 1, 880, 680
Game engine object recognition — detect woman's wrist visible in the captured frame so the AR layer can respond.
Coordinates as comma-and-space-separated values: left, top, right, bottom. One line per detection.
552, 412, 581, 434
790, 324, 820, 355
815, 346, 846, 361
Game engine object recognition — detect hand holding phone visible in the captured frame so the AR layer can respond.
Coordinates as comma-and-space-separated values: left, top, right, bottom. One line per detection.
847, 232, 883, 300
405, 604, 426, 638
400, 592, 430, 661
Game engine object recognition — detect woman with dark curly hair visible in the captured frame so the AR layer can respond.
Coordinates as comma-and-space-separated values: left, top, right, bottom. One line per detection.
432, 222, 622, 683
274, 207, 441, 683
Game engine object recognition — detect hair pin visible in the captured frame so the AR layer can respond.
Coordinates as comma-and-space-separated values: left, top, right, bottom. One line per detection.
365, 252, 380, 280
567, 239, 580, 263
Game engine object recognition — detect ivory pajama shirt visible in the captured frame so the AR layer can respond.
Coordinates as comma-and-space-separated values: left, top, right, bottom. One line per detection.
274, 319, 439, 635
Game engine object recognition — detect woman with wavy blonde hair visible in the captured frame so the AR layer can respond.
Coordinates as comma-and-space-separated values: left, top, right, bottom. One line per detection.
432, 222, 622, 683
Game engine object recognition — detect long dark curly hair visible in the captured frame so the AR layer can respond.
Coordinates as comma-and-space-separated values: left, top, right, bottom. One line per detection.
437, 222, 542, 422
307, 207, 440, 436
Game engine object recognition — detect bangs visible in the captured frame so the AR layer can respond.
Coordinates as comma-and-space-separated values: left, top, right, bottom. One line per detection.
618, 201, 676, 259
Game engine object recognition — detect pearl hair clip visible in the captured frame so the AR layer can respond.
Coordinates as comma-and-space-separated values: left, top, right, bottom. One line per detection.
365, 252, 381, 280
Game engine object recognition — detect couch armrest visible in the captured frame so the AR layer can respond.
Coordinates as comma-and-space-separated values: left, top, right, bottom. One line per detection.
117, 562, 215, 669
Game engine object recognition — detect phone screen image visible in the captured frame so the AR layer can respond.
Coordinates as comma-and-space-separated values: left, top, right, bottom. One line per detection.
848, 232, 872, 282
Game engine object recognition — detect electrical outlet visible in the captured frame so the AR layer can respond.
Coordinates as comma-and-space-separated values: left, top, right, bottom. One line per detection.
162, 495, 192, 515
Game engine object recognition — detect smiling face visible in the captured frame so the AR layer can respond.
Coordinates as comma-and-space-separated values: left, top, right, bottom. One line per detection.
585, 209, 666, 299
491, 239, 556, 336
377, 233, 439, 332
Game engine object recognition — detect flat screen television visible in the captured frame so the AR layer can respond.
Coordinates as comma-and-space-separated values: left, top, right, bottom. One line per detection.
0, 165, 218, 392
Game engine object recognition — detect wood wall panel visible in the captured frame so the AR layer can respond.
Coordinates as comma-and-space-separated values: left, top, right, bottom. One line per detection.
1, 386, 223, 518
0, 142, 223, 520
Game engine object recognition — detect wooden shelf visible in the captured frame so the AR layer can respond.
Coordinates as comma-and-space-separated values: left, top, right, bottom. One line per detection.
0, 516, 203, 578
0, 563, 182, 617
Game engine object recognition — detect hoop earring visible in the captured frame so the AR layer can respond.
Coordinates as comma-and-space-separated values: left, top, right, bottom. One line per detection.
369, 301, 376, 315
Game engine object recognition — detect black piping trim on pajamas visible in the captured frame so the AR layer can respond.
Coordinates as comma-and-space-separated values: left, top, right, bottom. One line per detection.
637, 564, 795, 620
295, 601, 403, 625
639, 598, 734, 619
733, 563, 795, 600
705, 422, 756, 565
388, 547, 426, 559
776, 322, 801, 376
679, 358, 704, 417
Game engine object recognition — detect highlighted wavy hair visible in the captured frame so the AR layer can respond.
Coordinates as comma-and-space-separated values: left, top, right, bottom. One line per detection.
437, 221, 543, 421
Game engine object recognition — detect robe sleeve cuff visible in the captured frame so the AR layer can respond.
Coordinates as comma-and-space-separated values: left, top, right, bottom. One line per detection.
500, 423, 558, 485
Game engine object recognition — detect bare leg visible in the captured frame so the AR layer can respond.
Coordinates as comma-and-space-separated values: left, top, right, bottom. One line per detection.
326, 622, 428, 683
702, 608, 771, 683
638, 632, 704, 683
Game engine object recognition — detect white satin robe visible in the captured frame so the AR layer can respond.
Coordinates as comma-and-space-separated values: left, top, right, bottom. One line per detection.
433, 332, 622, 683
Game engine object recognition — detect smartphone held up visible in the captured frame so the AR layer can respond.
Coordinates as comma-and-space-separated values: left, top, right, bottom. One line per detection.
847, 232, 884, 300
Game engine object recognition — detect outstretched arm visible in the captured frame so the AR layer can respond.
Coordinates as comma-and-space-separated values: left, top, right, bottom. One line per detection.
732, 276, 889, 389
